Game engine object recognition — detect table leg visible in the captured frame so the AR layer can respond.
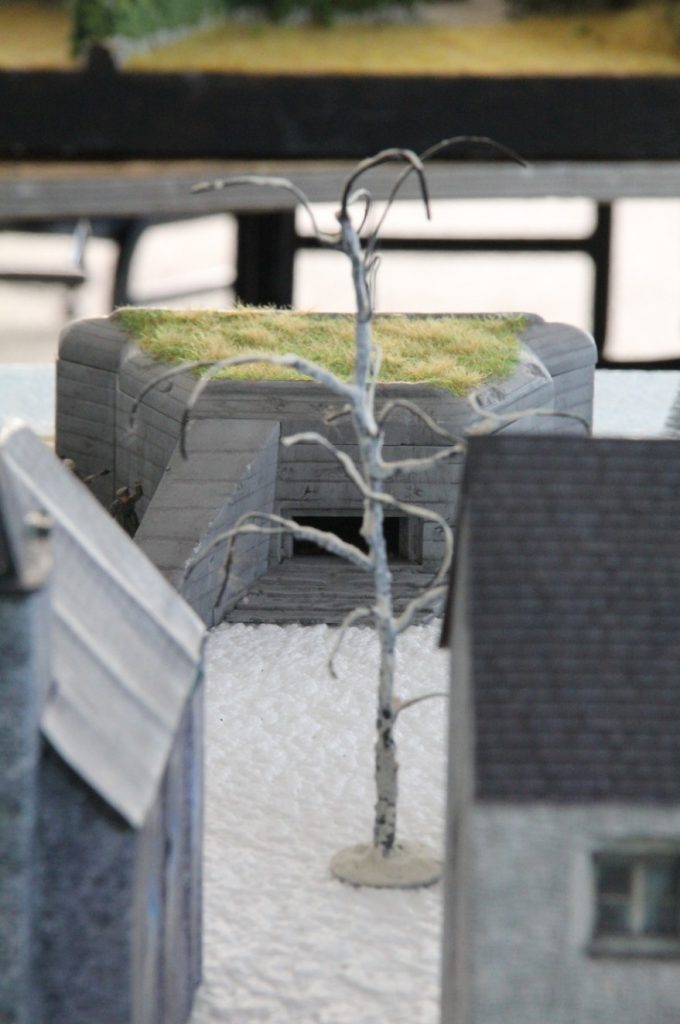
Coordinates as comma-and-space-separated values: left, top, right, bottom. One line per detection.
235, 211, 296, 308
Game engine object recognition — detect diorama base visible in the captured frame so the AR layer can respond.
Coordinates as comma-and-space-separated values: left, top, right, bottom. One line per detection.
330, 841, 442, 889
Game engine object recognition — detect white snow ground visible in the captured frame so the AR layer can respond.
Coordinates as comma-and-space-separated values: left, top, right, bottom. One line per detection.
191, 622, 448, 1024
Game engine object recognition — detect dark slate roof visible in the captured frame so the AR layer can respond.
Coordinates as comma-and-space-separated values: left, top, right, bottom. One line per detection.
0, 424, 205, 827
450, 433, 680, 802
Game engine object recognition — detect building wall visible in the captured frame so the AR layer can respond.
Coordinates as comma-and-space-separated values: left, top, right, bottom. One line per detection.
35, 745, 135, 1024
0, 587, 49, 1024
56, 318, 132, 508
467, 803, 680, 1024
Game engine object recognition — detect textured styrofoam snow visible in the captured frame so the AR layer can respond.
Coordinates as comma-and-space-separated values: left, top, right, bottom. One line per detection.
190, 622, 448, 1024
187, 371, 680, 1024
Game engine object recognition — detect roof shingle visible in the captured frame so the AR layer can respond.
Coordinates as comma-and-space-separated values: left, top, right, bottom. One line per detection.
452, 434, 680, 802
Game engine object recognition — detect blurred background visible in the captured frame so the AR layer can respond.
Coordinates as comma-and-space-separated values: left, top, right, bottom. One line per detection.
3, 195, 679, 364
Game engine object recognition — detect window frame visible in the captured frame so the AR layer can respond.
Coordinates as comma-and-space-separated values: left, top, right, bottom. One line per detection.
589, 842, 680, 959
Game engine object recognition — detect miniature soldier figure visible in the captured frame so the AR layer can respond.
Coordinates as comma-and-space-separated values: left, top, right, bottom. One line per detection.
109, 481, 144, 537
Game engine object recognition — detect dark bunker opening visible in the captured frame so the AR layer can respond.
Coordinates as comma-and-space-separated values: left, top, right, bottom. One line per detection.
291, 515, 404, 558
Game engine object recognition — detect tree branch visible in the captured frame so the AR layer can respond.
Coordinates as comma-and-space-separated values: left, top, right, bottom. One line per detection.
376, 398, 461, 443
128, 360, 216, 429
393, 690, 448, 722
178, 352, 357, 457
323, 404, 353, 425
394, 583, 449, 635
378, 444, 463, 480
282, 431, 369, 496
328, 605, 374, 679
365, 134, 527, 262
339, 147, 429, 221
183, 510, 373, 587
466, 392, 591, 435
192, 174, 339, 248
345, 187, 373, 235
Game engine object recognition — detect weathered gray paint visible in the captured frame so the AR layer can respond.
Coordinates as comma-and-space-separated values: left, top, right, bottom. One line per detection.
136, 417, 280, 626
34, 746, 136, 1024
442, 433, 680, 1024
0, 423, 205, 1024
56, 317, 134, 506
226, 553, 446, 625
1, 424, 203, 827
460, 804, 680, 1024
441, 510, 474, 1024
56, 315, 596, 610
160, 689, 203, 1024
520, 316, 595, 423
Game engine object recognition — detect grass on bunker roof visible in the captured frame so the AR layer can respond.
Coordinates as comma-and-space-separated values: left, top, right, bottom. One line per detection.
114, 306, 524, 396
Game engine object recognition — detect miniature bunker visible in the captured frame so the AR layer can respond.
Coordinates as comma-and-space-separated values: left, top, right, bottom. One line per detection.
56, 311, 596, 626
0, 423, 205, 1024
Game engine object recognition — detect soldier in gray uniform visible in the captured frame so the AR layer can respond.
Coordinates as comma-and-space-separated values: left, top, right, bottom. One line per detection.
109, 481, 143, 536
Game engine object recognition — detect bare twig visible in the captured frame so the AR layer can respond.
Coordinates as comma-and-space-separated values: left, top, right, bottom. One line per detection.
365, 134, 527, 261
393, 690, 448, 722
192, 174, 339, 248
282, 431, 369, 495
378, 444, 463, 480
178, 352, 357, 457
395, 583, 449, 635
376, 398, 461, 443
128, 360, 215, 429
345, 187, 373, 235
328, 606, 374, 678
466, 391, 591, 435
183, 510, 373, 584
339, 147, 429, 221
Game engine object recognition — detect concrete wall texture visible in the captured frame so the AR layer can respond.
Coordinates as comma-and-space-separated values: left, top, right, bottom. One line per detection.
460, 804, 680, 1024
57, 315, 597, 615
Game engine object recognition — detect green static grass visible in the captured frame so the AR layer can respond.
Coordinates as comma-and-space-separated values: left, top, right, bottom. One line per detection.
2, 2, 680, 74
114, 306, 524, 396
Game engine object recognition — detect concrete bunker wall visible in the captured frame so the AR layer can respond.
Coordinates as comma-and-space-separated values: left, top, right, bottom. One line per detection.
56, 315, 596, 623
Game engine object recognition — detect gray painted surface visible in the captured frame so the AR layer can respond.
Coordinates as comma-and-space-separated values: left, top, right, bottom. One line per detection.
463, 805, 680, 1024
442, 433, 680, 1024
0, 422, 205, 1024
56, 317, 134, 506
441, 511, 474, 1024
1, 424, 203, 826
136, 417, 280, 626
56, 315, 596, 621
35, 747, 136, 1024
226, 554, 445, 625
521, 316, 596, 423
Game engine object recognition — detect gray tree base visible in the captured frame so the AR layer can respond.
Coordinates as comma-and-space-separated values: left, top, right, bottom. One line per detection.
330, 841, 442, 889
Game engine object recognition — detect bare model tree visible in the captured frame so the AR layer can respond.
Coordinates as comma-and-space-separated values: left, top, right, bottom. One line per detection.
133, 137, 523, 886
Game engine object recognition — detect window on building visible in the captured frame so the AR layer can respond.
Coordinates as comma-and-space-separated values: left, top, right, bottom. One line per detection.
592, 848, 680, 955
